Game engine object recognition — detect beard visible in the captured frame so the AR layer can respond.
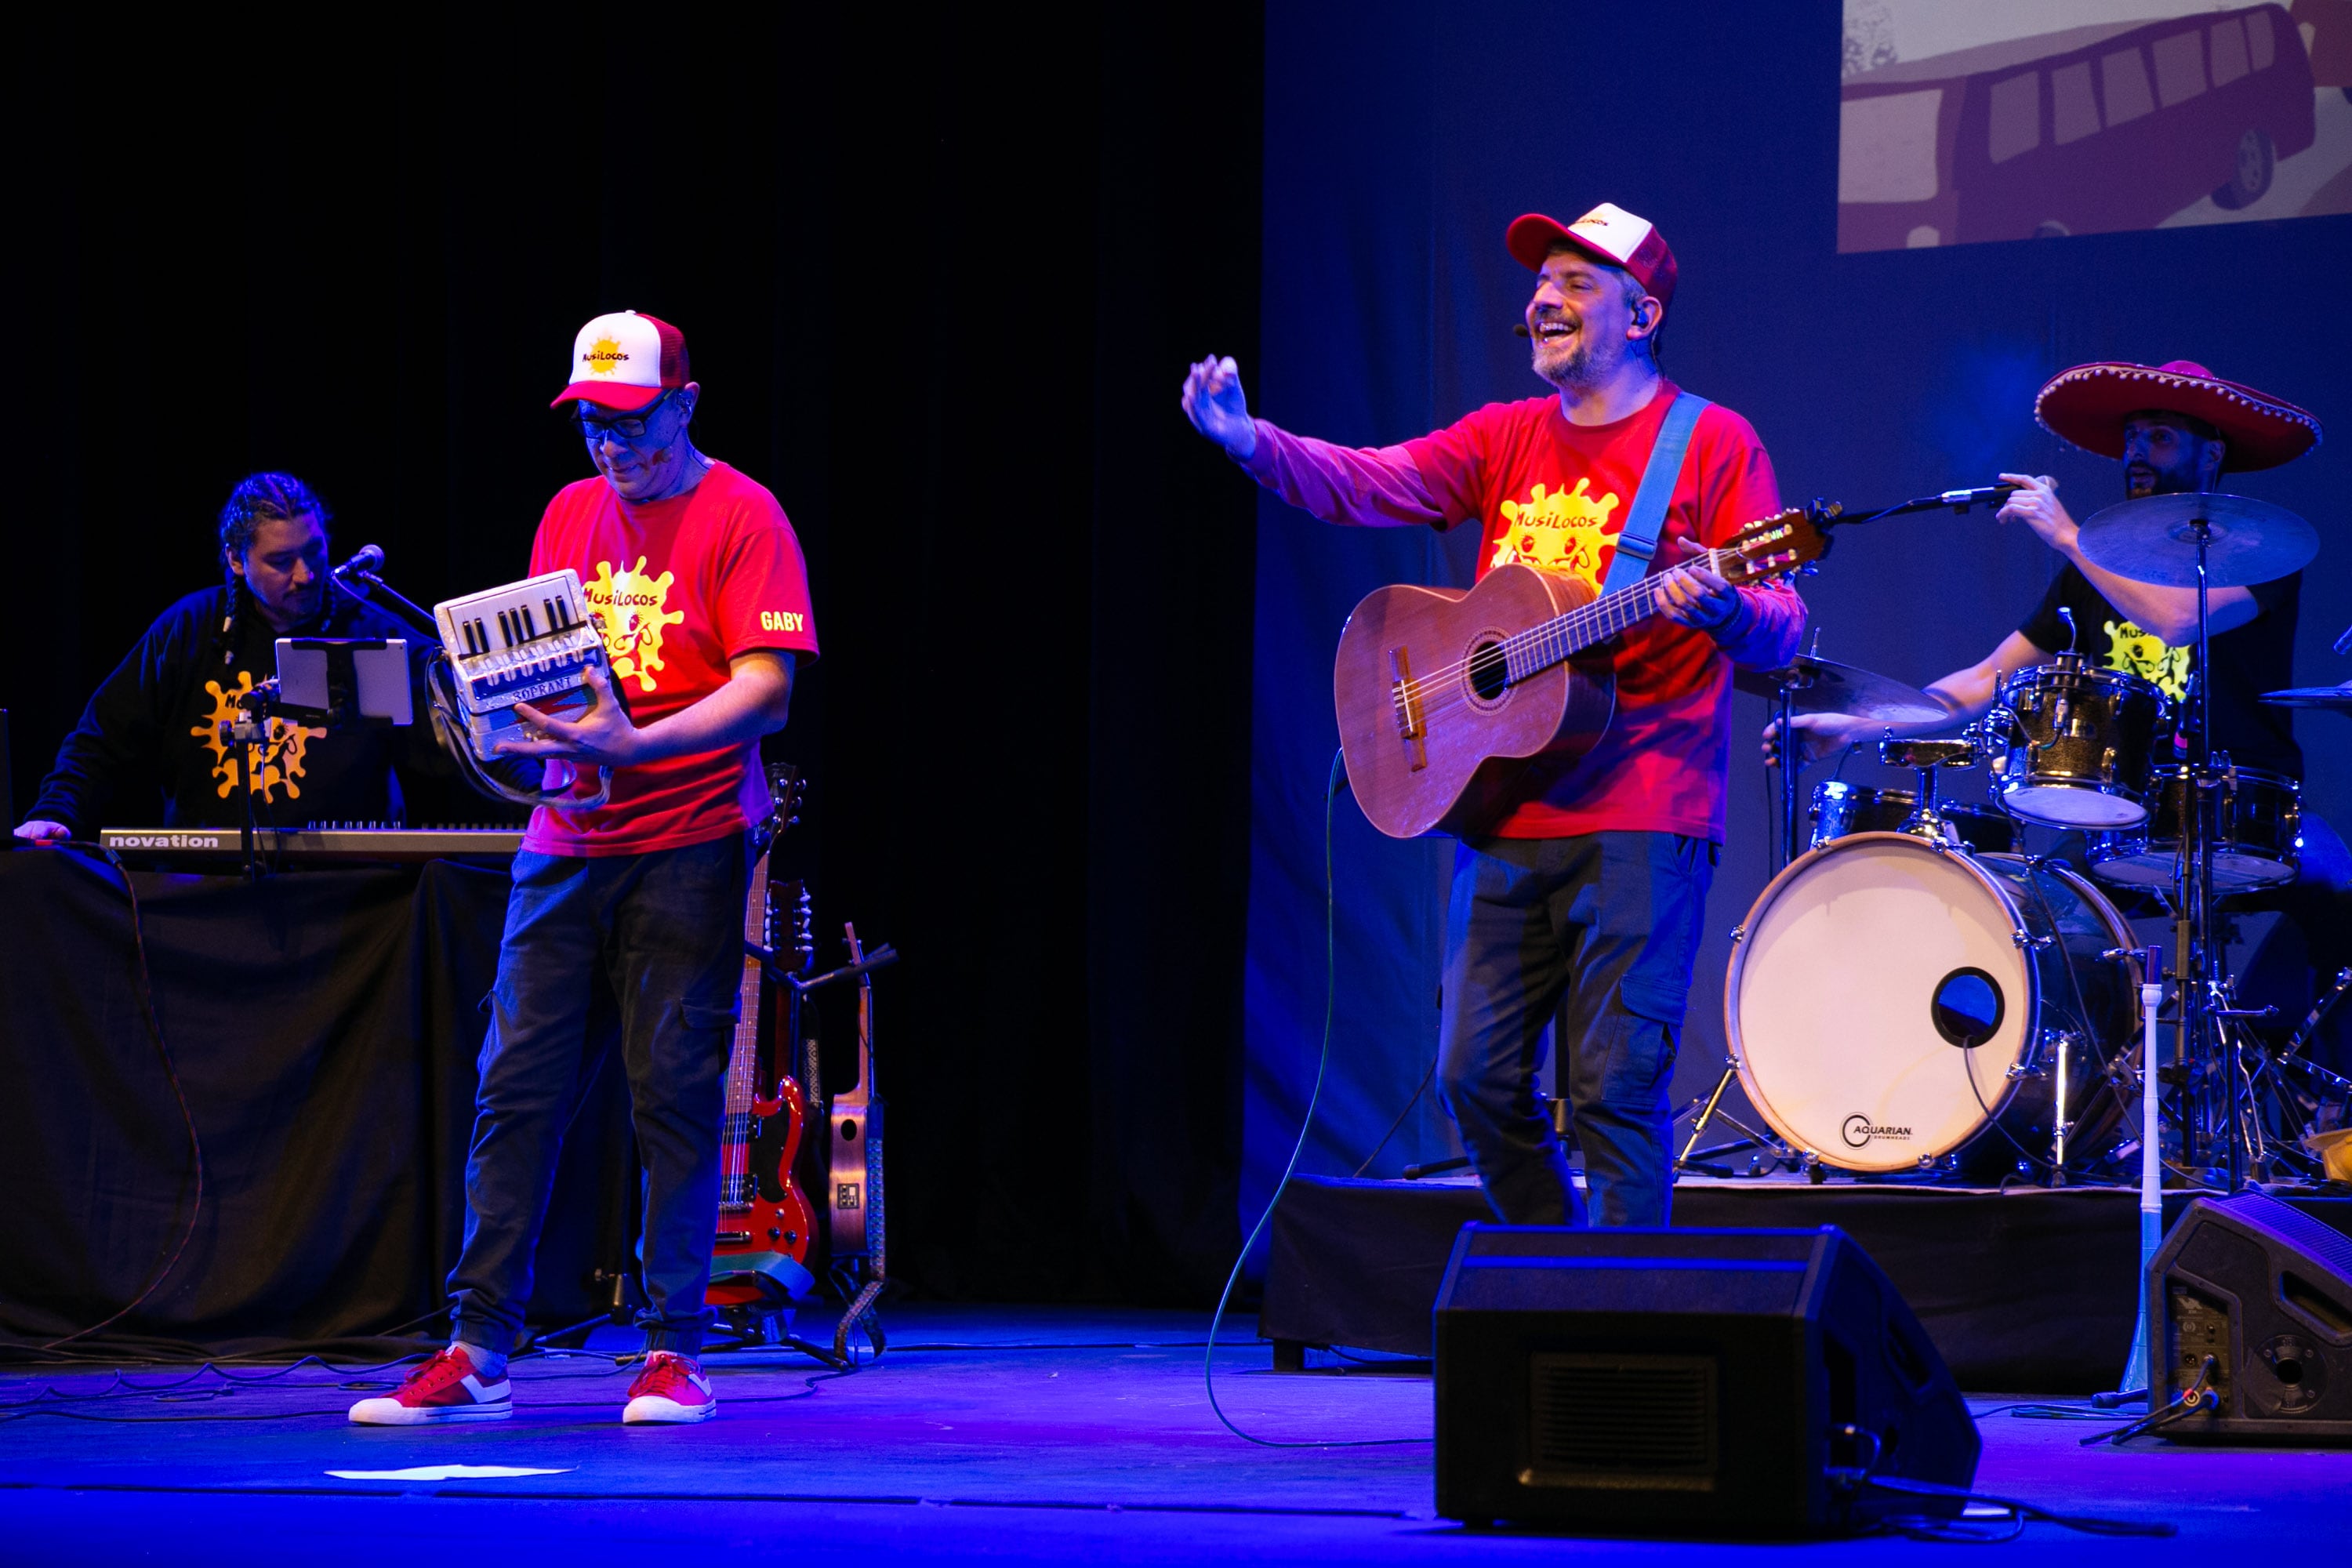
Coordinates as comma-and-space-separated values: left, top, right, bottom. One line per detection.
2125, 456, 2201, 498
1533, 329, 1605, 390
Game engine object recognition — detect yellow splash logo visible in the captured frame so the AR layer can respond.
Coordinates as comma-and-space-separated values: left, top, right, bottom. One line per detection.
2103, 619, 2191, 702
583, 336, 629, 377
1487, 478, 1624, 591
191, 673, 327, 803
588, 556, 687, 693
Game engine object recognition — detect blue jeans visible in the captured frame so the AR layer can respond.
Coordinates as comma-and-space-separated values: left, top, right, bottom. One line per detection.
1438, 831, 1713, 1229
448, 833, 745, 1357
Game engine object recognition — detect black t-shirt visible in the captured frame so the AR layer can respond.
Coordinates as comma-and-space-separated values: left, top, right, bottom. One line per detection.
2016, 564, 2300, 779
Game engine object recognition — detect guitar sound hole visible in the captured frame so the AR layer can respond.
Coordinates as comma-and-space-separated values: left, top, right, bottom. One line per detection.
1468, 641, 1510, 702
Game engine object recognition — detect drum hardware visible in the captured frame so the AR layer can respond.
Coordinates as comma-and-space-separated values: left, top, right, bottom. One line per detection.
1675, 1053, 1796, 1177
2068, 489, 2318, 1198
1988, 655, 2166, 828
2259, 682, 2352, 710
2088, 761, 2301, 894
2075, 492, 2318, 590
1737, 648, 1947, 872
1807, 781, 2017, 856
1724, 835, 2140, 1180
1879, 733, 1982, 848
1731, 488, 2026, 870
2285, 967, 2352, 1063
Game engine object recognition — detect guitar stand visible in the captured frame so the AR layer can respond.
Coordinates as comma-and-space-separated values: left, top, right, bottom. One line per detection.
764, 937, 901, 1368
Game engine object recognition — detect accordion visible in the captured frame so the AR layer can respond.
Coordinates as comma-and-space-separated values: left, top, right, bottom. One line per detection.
433, 569, 612, 761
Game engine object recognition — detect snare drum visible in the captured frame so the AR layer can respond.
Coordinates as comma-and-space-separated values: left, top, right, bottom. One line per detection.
1809, 782, 2019, 855
1727, 833, 2137, 1176
1991, 660, 2166, 828
2089, 765, 2301, 893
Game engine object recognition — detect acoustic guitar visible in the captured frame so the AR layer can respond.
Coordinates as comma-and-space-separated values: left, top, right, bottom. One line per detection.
1333, 508, 1826, 840
709, 762, 818, 1312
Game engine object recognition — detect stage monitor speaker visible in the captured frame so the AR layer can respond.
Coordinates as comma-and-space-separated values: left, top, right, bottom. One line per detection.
2147, 1190, 2352, 1441
1434, 1224, 1979, 1536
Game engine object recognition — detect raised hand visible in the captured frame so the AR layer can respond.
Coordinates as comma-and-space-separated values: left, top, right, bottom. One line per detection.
1180, 355, 1257, 459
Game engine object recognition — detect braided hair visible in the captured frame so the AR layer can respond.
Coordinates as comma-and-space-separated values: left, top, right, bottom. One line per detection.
212, 472, 333, 667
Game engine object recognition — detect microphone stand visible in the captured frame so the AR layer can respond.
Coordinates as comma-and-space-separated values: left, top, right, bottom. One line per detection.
1763, 484, 2020, 869
331, 546, 443, 648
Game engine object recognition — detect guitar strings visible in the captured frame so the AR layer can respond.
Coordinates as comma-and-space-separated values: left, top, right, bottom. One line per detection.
1392, 548, 1750, 731
1392, 545, 1736, 706
1394, 508, 1813, 707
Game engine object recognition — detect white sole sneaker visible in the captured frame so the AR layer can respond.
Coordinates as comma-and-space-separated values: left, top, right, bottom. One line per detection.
348, 1396, 514, 1425
622, 1394, 717, 1425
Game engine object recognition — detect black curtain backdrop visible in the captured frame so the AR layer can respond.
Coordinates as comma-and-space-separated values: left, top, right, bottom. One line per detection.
7, 5, 1262, 1309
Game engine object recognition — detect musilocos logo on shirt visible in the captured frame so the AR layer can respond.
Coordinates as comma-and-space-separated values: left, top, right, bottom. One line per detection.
2103, 619, 2192, 702
192, 671, 325, 802
1487, 479, 1624, 593
586, 557, 687, 694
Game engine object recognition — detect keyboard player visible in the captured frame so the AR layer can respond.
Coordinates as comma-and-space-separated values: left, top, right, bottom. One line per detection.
16, 472, 454, 846
349, 310, 820, 1428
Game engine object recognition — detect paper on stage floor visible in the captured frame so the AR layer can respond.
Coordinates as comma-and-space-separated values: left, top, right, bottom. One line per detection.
325, 1465, 574, 1482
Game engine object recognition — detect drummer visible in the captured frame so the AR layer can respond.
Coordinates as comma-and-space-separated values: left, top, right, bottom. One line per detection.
1773, 358, 2351, 1058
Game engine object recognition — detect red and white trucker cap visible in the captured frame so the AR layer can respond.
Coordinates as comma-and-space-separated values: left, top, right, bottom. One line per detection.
1504, 202, 1678, 306
549, 310, 693, 411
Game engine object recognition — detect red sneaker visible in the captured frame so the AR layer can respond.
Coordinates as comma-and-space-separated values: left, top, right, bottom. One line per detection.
348, 1347, 513, 1425
622, 1350, 716, 1425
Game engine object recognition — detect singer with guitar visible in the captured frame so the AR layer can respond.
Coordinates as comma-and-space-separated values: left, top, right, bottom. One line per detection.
1181, 203, 1805, 1229
351, 310, 819, 1428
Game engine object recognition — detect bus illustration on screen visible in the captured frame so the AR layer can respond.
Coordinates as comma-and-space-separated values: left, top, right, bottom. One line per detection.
1839, 4, 2319, 252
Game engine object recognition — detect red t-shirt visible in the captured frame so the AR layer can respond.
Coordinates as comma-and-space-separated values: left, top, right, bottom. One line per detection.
521, 461, 820, 857
1243, 383, 1802, 840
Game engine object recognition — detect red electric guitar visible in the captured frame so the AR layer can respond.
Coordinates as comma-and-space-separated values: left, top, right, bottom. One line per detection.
1333, 508, 1827, 840
709, 763, 818, 1317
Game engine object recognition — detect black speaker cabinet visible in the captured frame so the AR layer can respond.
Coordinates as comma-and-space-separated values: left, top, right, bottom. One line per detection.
2147, 1191, 2352, 1441
1434, 1224, 1979, 1535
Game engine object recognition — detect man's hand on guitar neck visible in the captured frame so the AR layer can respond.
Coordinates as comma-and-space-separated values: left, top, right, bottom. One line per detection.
1180, 355, 1258, 460
1655, 539, 1744, 636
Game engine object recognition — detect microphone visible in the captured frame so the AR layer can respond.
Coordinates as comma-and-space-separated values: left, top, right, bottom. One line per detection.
333, 543, 386, 582
1512, 324, 1532, 337
1938, 484, 2020, 511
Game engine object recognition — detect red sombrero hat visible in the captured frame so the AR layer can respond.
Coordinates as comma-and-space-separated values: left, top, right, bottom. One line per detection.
2034, 359, 2321, 471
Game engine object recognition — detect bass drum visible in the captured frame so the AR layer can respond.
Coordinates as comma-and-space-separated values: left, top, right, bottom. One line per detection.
1726, 833, 2140, 1177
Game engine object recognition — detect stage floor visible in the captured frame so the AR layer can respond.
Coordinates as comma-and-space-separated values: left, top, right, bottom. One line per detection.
2, 1305, 2347, 1563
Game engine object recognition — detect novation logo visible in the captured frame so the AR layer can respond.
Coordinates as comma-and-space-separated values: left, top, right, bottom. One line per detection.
108, 832, 234, 851
582, 336, 630, 376
1843, 1114, 1913, 1149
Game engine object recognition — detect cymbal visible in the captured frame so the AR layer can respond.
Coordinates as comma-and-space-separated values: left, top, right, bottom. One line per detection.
2261, 684, 2352, 710
2076, 492, 2316, 589
1735, 655, 1947, 724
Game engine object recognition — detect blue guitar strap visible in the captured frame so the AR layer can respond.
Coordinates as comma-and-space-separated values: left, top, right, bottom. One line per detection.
1598, 392, 1710, 596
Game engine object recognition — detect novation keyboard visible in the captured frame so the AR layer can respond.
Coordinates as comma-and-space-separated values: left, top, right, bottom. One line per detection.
101, 825, 524, 865
433, 569, 609, 760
